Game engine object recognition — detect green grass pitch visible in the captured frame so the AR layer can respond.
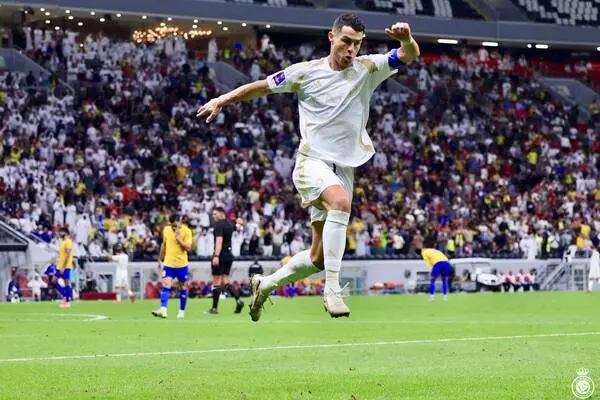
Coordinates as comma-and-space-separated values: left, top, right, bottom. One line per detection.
0, 292, 599, 400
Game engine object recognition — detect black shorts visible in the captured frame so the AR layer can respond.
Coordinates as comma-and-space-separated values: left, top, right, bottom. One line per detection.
212, 253, 234, 276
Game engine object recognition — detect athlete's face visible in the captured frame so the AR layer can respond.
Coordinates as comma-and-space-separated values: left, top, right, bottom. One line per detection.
328, 25, 363, 70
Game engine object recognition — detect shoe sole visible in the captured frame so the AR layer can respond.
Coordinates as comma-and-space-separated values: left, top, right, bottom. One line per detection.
249, 277, 262, 322
151, 311, 167, 319
323, 305, 350, 318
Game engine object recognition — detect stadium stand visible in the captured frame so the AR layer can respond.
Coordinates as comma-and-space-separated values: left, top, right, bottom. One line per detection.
0, 27, 599, 264
512, 0, 600, 26
354, 0, 484, 19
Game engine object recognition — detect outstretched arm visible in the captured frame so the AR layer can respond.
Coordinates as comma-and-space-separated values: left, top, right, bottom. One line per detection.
385, 22, 420, 64
196, 79, 271, 123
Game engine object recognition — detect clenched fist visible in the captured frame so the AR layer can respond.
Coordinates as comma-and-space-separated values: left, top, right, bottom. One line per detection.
385, 22, 412, 43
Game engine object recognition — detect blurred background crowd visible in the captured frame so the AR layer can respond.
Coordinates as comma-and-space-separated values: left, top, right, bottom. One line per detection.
1, 26, 599, 262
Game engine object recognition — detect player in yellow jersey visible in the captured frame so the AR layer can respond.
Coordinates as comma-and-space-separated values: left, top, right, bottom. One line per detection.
57, 227, 74, 308
152, 214, 193, 319
416, 245, 451, 301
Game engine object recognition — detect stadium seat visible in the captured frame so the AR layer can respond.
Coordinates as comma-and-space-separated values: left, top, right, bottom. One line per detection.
512, 0, 599, 26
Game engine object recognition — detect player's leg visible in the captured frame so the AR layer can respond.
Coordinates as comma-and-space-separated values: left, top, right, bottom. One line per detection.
441, 262, 450, 301
60, 269, 73, 308
589, 278, 596, 292
177, 267, 189, 318
430, 263, 441, 301
249, 218, 324, 322
209, 258, 223, 313
152, 268, 173, 318
114, 285, 122, 303
221, 257, 244, 313
259, 218, 323, 290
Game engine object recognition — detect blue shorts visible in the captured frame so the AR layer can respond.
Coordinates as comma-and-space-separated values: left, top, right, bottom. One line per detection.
59, 269, 71, 280
431, 261, 451, 278
162, 266, 189, 283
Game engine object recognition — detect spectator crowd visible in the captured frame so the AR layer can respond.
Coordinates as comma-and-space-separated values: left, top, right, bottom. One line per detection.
0, 27, 599, 264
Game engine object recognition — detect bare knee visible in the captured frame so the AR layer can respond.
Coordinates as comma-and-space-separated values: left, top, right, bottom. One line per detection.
327, 198, 351, 213
320, 186, 351, 213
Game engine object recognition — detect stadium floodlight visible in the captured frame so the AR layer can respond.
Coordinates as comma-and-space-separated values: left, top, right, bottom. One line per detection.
535, 44, 548, 49
194, 19, 198, 23
65, 9, 70, 13
437, 39, 458, 44
78, 21, 83, 26
68, 15, 73, 20
242, 22, 247, 27
40, 7, 45, 11
44, 11, 50, 15
45, 19, 50, 24
116, 13, 122, 17
527, 44, 532, 48
142, 15, 147, 19
217, 21, 222, 25
90, 11, 95, 15
266, 24, 271, 28
482, 41, 498, 47
597, 46, 600, 51
223, 27, 229, 31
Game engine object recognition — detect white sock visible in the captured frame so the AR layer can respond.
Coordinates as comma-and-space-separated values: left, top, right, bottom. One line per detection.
323, 210, 350, 293
160, 306, 167, 313
128, 290, 134, 297
115, 293, 121, 302
261, 250, 319, 291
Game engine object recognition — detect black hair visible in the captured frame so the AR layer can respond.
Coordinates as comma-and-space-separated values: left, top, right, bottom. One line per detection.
169, 214, 180, 224
59, 227, 69, 235
213, 206, 225, 214
332, 14, 365, 33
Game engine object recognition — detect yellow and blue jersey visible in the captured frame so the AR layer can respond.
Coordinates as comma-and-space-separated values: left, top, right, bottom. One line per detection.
162, 225, 193, 268
58, 238, 73, 271
421, 248, 451, 277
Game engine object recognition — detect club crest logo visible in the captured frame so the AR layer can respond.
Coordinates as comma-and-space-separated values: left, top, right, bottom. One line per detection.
572, 368, 594, 399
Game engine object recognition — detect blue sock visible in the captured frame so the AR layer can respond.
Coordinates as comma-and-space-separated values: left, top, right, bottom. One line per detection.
442, 279, 449, 295
56, 283, 64, 298
429, 278, 436, 295
160, 287, 170, 308
179, 289, 188, 311
65, 285, 72, 302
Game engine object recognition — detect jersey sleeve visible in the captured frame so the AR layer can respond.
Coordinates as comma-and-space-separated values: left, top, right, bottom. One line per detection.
266, 61, 310, 94
214, 223, 223, 238
359, 51, 401, 90
184, 228, 193, 246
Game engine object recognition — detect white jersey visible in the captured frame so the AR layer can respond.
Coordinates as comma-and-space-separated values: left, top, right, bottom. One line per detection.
113, 253, 129, 273
590, 250, 600, 279
267, 52, 397, 167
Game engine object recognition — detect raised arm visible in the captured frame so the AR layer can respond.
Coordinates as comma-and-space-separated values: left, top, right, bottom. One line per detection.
196, 79, 271, 123
384, 22, 420, 64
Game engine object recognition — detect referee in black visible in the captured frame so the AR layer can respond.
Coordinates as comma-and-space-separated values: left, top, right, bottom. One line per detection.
208, 207, 244, 314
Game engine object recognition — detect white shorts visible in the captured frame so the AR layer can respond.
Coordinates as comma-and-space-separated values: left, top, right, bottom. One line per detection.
115, 269, 129, 288
292, 153, 354, 222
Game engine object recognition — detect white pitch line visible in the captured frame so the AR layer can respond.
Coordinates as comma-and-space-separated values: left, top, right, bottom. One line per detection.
0, 331, 598, 364
0, 313, 108, 322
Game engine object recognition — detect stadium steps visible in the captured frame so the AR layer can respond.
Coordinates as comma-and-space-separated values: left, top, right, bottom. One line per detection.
539, 258, 590, 291
0, 218, 55, 267
538, 76, 600, 121
207, 61, 250, 91
465, 0, 529, 21
0, 48, 74, 94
